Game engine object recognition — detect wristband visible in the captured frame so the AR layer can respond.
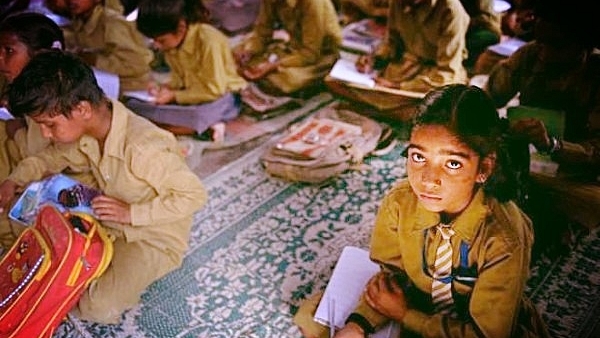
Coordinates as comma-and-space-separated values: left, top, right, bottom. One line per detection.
543, 136, 562, 155
346, 313, 375, 336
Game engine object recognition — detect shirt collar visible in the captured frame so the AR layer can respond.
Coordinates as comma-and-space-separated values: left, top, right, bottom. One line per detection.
412, 188, 489, 242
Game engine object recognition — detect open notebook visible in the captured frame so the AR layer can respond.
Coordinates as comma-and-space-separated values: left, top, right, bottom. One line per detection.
314, 246, 401, 338
328, 59, 426, 100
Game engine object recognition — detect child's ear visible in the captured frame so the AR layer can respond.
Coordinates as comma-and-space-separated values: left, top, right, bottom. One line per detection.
74, 101, 94, 120
477, 153, 496, 184
177, 19, 187, 34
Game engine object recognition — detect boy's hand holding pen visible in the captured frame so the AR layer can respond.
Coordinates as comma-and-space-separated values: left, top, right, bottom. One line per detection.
148, 82, 175, 105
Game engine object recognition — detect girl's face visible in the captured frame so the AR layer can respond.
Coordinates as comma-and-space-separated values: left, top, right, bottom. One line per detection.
0, 32, 31, 83
407, 125, 488, 219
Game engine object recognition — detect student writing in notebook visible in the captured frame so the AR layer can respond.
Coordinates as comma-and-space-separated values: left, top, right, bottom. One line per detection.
325, 0, 470, 114
232, 0, 342, 96
296, 85, 549, 337
128, 0, 247, 142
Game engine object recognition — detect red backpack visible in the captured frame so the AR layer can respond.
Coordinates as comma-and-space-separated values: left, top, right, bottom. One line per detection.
0, 205, 113, 338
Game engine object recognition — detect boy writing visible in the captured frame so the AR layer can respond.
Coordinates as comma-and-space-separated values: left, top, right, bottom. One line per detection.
128, 0, 247, 141
0, 50, 207, 324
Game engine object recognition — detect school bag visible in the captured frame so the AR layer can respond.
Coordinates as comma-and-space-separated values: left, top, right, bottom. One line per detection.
0, 205, 113, 338
260, 105, 388, 183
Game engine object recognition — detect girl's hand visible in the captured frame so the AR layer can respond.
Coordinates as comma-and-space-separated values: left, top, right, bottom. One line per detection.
334, 322, 364, 338
356, 55, 374, 74
91, 195, 132, 224
510, 118, 552, 152
364, 272, 408, 322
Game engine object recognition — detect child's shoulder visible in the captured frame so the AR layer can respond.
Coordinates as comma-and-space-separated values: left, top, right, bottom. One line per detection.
114, 101, 177, 146
484, 198, 533, 248
189, 23, 229, 43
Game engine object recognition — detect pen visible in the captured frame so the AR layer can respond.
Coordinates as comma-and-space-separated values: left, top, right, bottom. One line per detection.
328, 296, 335, 338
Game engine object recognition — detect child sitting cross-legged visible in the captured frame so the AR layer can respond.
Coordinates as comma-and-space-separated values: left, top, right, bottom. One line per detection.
295, 84, 550, 338
126, 0, 248, 142
0, 50, 207, 324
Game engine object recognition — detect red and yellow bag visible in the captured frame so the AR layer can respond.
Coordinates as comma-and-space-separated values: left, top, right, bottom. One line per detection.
0, 205, 113, 338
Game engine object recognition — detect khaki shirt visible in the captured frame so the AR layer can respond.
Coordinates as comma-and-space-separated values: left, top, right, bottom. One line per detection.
353, 180, 535, 337
8, 100, 207, 253
166, 23, 247, 105
242, 0, 342, 67
68, 5, 153, 91
381, 0, 470, 84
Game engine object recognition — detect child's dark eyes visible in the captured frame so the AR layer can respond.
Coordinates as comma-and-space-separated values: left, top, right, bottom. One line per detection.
410, 152, 425, 163
446, 160, 462, 169
1, 47, 14, 55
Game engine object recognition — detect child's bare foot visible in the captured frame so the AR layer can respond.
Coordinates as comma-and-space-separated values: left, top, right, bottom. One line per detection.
210, 122, 225, 143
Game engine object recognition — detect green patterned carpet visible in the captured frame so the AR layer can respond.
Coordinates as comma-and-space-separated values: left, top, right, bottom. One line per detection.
55, 141, 600, 338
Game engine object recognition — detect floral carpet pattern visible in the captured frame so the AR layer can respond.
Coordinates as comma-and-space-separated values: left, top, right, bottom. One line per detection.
55, 142, 599, 338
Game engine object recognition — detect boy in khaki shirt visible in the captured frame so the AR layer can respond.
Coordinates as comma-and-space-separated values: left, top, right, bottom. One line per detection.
0, 50, 207, 324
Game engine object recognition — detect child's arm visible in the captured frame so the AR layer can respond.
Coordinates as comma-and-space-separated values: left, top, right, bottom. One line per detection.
124, 139, 207, 226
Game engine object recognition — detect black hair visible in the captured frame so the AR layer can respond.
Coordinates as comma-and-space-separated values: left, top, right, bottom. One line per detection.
136, 0, 210, 38
0, 11, 65, 56
408, 84, 520, 202
7, 50, 106, 118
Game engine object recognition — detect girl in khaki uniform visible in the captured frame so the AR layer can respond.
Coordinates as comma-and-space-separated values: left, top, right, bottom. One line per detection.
327, 0, 470, 114
295, 85, 549, 337
233, 0, 342, 95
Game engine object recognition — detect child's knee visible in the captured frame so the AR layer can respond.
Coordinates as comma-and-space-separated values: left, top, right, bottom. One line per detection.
293, 292, 329, 338
73, 280, 139, 324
